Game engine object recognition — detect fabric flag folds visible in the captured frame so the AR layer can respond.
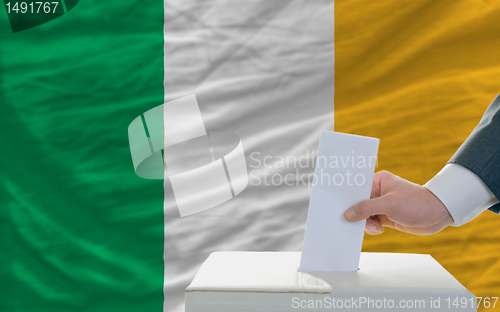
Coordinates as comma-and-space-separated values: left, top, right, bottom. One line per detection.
5, 0, 500, 311
1, 1, 334, 312
162, 1, 334, 310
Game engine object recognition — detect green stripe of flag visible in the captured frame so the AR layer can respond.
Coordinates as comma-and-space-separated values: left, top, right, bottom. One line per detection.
1, 1, 165, 311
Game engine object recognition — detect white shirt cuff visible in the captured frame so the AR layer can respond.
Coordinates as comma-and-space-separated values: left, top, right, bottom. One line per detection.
424, 163, 499, 227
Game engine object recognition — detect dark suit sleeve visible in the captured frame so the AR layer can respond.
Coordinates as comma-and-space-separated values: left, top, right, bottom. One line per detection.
448, 93, 500, 214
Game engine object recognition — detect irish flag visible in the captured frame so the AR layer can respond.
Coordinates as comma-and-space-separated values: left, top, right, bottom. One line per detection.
2, 1, 499, 312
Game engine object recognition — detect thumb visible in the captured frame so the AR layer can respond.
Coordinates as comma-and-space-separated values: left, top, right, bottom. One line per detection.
344, 196, 394, 222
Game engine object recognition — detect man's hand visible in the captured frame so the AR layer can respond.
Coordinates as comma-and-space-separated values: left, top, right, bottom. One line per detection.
343, 171, 454, 235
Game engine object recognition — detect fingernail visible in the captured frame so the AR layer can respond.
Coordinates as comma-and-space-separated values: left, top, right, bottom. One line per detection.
349, 208, 356, 220
368, 224, 378, 233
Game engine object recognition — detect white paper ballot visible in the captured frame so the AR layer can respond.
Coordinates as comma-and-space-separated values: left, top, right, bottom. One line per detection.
299, 131, 379, 272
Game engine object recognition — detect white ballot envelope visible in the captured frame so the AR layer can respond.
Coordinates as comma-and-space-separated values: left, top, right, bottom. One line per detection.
299, 131, 379, 272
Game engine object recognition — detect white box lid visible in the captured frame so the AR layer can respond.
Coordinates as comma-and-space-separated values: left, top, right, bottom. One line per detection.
187, 252, 469, 293
185, 252, 476, 312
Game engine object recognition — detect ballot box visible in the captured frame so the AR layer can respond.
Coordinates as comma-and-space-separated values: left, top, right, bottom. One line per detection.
185, 251, 476, 312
